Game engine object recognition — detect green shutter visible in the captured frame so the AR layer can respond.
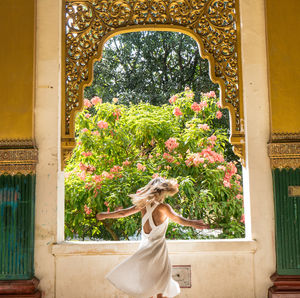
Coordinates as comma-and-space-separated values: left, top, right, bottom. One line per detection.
273, 168, 300, 275
0, 174, 36, 280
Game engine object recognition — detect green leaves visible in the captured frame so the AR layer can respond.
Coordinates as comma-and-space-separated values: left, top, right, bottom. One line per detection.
65, 90, 244, 241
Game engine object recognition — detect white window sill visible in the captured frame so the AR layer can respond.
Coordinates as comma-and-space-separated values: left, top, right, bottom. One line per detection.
52, 239, 257, 256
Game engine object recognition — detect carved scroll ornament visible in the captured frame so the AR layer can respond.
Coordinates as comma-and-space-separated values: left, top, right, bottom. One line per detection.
62, 0, 245, 167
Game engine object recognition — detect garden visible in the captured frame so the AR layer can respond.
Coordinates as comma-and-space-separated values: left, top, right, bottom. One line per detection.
64, 88, 245, 241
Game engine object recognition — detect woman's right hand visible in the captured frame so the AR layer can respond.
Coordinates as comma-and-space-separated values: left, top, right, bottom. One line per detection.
193, 219, 210, 229
96, 213, 106, 221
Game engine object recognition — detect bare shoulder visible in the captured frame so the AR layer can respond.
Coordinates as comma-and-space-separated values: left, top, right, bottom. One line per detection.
157, 203, 173, 214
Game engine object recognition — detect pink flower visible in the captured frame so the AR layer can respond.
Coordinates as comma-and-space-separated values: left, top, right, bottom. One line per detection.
223, 180, 231, 188
198, 124, 210, 131
165, 165, 171, 170
112, 97, 118, 103
236, 194, 243, 200
122, 160, 131, 166
200, 101, 208, 109
79, 162, 88, 171
92, 175, 102, 183
113, 109, 121, 120
236, 174, 242, 180
97, 120, 108, 129
165, 138, 179, 152
193, 156, 205, 166
152, 173, 160, 178
110, 165, 123, 173
91, 96, 102, 105
77, 171, 86, 181
191, 102, 202, 112
84, 99, 92, 108
169, 95, 177, 104
64, 172, 71, 179
163, 153, 175, 163
208, 135, 217, 146
84, 204, 92, 215
216, 111, 223, 119
203, 91, 216, 98
81, 128, 89, 133
186, 91, 194, 98
137, 163, 146, 171
77, 141, 82, 145
81, 151, 92, 157
217, 102, 221, 108
240, 214, 245, 223
101, 171, 114, 179
104, 201, 109, 207
173, 107, 183, 117
148, 154, 153, 159
200, 147, 224, 163
217, 165, 226, 171
156, 153, 160, 157
85, 113, 91, 118
91, 131, 99, 136
185, 159, 193, 167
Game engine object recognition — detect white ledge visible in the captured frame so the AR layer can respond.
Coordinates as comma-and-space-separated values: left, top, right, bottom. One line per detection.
52, 239, 257, 256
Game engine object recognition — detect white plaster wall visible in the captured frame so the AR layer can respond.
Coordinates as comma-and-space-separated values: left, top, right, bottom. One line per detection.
52, 241, 256, 298
35, 0, 61, 297
239, 0, 276, 296
34, 0, 275, 297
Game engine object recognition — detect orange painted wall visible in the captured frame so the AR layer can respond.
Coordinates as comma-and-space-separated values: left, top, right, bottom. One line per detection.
0, 0, 35, 140
266, 0, 300, 134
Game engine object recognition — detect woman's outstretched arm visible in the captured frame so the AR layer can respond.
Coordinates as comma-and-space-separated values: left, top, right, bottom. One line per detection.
96, 205, 140, 220
161, 203, 210, 229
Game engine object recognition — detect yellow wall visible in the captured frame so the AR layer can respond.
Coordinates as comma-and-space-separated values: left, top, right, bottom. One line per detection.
266, 0, 300, 134
0, 0, 35, 140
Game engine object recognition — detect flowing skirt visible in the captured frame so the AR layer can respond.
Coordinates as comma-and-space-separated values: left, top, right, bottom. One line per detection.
106, 237, 180, 298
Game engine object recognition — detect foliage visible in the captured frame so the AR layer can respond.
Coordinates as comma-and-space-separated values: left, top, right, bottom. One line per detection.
65, 89, 245, 241
84, 31, 219, 106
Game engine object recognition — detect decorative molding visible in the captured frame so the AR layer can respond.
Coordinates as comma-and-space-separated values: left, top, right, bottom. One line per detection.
271, 132, 300, 141
0, 277, 41, 297
0, 148, 38, 175
62, 0, 245, 168
0, 139, 34, 148
268, 142, 300, 169
268, 272, 300, 297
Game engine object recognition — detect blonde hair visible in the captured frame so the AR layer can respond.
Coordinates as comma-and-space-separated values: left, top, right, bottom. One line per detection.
129, 177, 178, 209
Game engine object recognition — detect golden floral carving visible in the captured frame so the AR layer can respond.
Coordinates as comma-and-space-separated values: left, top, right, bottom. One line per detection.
0, 148, 38, 175
271, 132, 300, 141
62, 0, 245, 167
0, 139, 34, 148
268, 142, 300, 169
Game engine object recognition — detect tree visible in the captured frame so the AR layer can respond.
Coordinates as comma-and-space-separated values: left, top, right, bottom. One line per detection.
84, 31, 241, 164
65, 90, 245, 241
84, 31, 219, 106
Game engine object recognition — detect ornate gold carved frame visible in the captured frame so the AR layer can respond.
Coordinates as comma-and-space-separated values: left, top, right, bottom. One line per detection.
61, 0, 245, 168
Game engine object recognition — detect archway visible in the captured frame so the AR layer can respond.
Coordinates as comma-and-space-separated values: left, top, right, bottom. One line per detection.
61, 0, 245, 168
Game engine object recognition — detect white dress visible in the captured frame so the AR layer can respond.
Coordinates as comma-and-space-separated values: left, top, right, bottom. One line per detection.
106, 203, 180, 297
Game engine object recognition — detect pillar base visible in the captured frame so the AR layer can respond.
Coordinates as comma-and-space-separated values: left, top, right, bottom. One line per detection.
268, 273, 300, 297
0, 278, 41, 297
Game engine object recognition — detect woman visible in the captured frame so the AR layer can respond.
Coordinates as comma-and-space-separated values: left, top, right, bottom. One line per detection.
96, 177, 210, 298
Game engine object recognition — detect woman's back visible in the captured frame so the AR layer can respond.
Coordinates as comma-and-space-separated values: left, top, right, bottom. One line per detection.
141, 203, 167, 234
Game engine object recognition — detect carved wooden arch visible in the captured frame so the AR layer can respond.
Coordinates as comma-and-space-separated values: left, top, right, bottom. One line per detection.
62, 0, 245, 168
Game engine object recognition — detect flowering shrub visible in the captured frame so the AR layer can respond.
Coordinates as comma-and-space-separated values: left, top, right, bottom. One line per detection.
65, 89, 245, 240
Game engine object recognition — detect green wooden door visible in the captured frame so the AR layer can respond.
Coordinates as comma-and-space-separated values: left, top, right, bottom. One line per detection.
273, 168, 300, 275
0, 174, 36, 280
